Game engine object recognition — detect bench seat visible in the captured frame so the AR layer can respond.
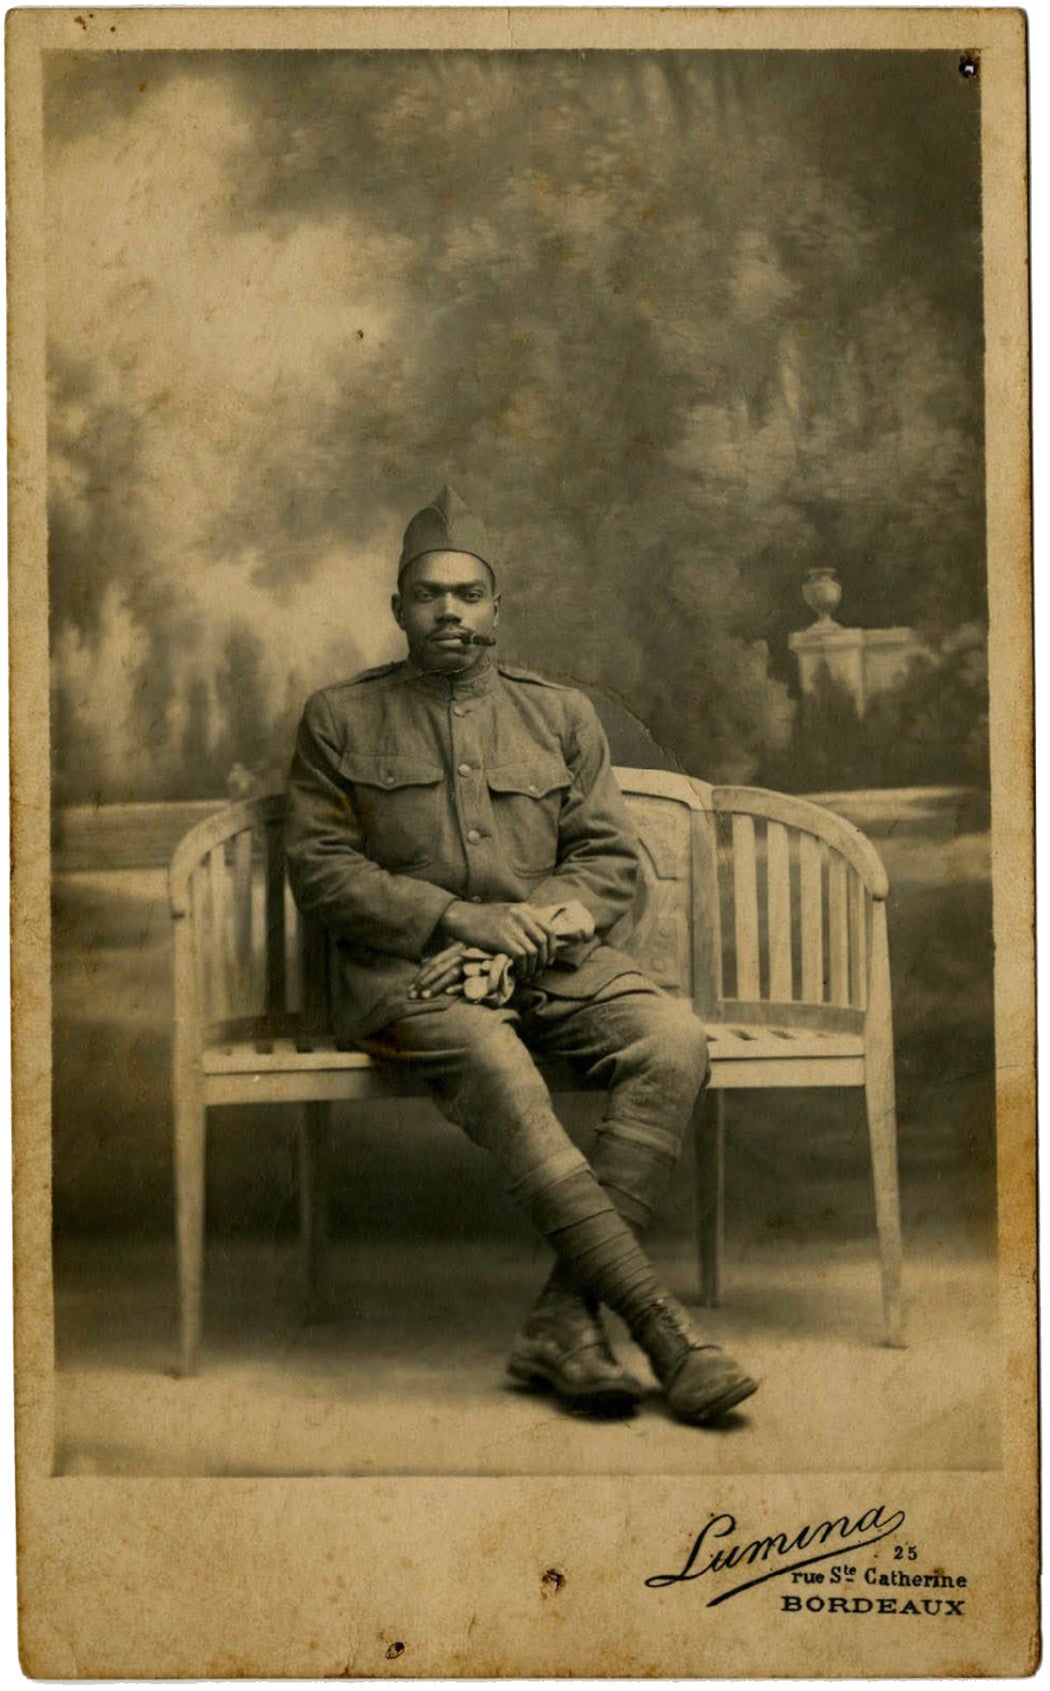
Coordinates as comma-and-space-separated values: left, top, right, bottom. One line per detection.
202, 1024, 867, 1105
171, 770, 903, 1373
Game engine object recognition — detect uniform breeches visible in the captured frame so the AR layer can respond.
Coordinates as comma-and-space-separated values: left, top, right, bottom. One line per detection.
360, 982, 710, 1236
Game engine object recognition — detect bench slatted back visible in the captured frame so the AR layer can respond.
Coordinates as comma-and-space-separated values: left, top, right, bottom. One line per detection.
710, 785, 883, 1028
171, 775, 885, 1041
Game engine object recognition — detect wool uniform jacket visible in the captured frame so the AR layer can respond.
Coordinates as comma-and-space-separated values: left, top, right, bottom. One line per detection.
285, 656, 646, 1040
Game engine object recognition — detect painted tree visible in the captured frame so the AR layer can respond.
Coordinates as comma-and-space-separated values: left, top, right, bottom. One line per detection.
48, 50, 985, 797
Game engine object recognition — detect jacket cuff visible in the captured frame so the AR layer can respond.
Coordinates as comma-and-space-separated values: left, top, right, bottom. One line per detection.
389, 883, 460, 958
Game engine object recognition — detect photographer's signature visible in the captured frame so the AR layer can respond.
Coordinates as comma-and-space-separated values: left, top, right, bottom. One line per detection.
646, 1504, 906, 1606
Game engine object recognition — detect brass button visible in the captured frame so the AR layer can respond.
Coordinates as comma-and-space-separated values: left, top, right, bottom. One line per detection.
469, 895, 482, 904
457, 762, 473, 776
383, 774, 395, 785
452, 705, 470, 718
527, 783, 539, 794
466, 828, 482, 843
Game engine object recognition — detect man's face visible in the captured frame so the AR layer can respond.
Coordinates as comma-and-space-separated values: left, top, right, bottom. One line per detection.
392, 550, 500, 673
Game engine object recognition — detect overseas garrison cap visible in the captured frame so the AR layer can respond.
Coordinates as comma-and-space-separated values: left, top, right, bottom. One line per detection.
398, 484, 496, 582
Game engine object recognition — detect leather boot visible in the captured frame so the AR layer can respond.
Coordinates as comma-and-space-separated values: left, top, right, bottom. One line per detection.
588, 1130, 758, 1422
507, 1266, 645, 1415
629, 1292, 758, 1424
519, 1169, 755, 1425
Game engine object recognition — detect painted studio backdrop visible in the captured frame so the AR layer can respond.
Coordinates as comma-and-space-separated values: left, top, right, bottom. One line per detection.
47, 50, 995, 1466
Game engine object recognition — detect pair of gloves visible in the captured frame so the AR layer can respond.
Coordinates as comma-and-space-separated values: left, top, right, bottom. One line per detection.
420, 901, 596, 1007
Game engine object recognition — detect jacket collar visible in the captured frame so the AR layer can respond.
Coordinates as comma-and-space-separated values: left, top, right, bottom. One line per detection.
404, 651, 496, 701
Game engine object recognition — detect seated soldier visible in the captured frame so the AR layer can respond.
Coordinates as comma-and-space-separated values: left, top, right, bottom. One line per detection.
285, 485, 757, 1424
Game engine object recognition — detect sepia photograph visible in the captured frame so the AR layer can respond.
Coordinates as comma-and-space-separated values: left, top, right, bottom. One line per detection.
10, 7, 1035, 1678
47, 36, 994, 1478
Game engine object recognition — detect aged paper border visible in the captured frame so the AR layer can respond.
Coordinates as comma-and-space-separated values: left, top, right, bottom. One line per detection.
9, 7, 1035, 1676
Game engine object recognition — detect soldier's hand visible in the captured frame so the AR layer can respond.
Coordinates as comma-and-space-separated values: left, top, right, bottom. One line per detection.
438, 901, 559, 977
409, 942, 467, 999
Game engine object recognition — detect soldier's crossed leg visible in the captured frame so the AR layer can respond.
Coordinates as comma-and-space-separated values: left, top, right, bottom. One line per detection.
358, 982, 742, 1419
359, 980, 708, 1230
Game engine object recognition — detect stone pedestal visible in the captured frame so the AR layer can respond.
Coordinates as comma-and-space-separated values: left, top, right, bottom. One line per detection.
789, 622, 926, 716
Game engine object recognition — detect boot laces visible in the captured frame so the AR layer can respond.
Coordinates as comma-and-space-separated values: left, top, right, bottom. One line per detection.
644, 1294, 699, 1350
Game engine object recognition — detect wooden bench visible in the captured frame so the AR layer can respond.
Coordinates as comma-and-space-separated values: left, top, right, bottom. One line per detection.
170, 769, 903, 1375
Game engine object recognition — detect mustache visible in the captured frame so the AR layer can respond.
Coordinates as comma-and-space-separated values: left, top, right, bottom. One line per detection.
431, 629, 498, 647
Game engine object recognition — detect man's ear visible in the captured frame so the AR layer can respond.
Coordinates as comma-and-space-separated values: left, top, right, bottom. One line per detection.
492, 594, 501, 627
391, 592, 405, 630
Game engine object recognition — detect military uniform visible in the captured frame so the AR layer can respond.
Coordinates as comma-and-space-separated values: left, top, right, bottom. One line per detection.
286, 653, 654, 1041
282, 487, 757, 1425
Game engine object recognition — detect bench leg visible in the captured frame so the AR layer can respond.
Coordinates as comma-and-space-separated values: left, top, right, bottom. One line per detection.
695, 1090, 725, 1306
866, 903, 905, 1348
865, 1058, 905, 1348
298, 1101, 331, 1318
175, 1091, 206, 1377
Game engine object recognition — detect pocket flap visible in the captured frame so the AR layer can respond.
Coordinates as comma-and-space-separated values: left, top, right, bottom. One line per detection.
486, 759, 572, 799
341, 752, 444, 790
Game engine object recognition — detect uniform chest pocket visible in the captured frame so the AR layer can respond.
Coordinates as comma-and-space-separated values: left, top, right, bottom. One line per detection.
341, 752, 444, 871
485, 759, 573, 876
